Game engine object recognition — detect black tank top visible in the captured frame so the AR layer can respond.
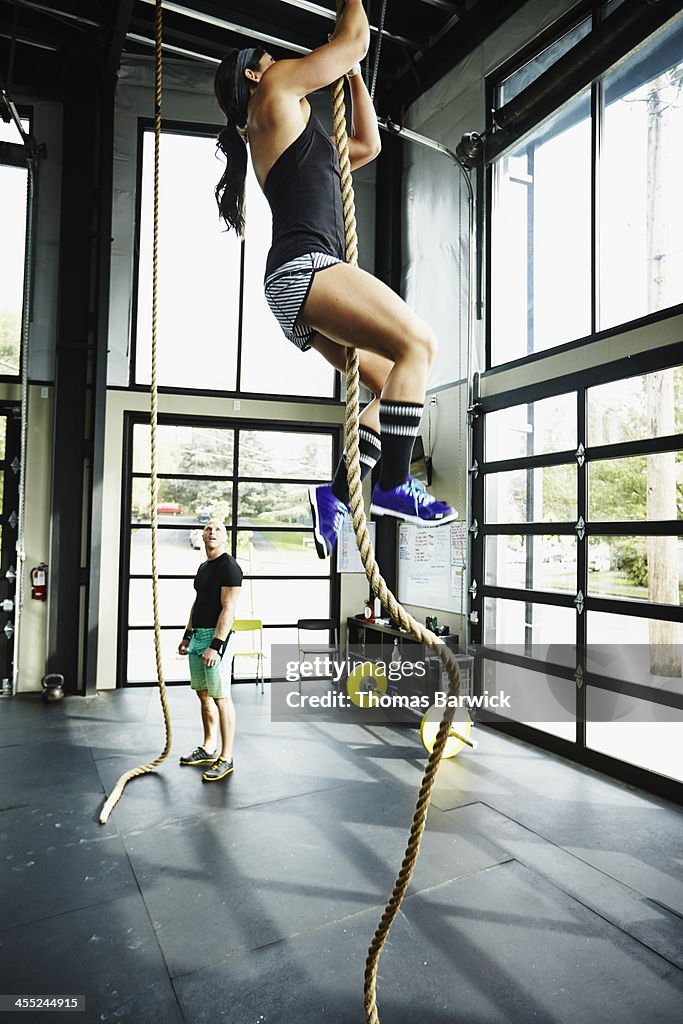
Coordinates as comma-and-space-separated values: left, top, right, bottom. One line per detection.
263, 113, 346, 278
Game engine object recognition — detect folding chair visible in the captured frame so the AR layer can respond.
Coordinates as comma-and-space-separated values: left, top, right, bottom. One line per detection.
231, 619, 264, 694
297, 618, 341, 691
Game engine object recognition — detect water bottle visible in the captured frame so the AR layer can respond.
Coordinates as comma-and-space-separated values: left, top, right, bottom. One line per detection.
391, 638, 401, 665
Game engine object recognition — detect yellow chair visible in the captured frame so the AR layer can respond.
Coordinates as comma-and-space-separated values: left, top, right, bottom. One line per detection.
231, 619, 264, 694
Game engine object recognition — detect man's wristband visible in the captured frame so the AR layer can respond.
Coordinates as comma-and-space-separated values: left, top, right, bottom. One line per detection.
183, 629, 193, 644
209, 637, 226, 656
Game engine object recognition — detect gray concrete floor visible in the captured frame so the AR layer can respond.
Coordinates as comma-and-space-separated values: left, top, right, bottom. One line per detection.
0, 685, 681, 1024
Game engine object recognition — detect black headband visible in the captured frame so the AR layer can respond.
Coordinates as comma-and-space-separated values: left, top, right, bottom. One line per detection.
234, 47, 259, 124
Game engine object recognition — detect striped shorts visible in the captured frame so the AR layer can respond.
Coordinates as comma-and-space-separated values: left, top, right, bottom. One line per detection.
188, 627, 234, 698
264, 252, 343, 351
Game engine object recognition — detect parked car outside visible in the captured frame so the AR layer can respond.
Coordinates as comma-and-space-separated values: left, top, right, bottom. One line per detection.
157, 502, 182, 516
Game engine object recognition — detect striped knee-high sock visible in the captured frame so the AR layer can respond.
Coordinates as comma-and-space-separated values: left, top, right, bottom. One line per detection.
378, 400, 423, 490
330, 426, 381, 505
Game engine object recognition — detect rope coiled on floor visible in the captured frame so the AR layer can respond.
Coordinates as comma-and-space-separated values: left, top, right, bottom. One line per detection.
333, 3, 463, 1021
100, 0, 173, 825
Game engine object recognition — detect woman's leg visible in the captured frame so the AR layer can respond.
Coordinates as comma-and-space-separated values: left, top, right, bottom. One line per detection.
306, 333, 389, 556
303, 264, 456, 528
306, 334, 388, 556
302, 262, 437, 403
309, 331, 392, 434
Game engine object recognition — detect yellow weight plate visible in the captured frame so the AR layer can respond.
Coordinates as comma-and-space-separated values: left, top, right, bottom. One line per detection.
420, 703, 474, 758
346, 661, 388, 708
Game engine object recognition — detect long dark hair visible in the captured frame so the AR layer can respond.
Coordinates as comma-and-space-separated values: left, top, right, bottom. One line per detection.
214, 46, 265, 235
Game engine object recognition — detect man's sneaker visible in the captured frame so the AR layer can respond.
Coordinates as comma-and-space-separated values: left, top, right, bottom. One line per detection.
179, 745, 216, 766
370, 477, 457, 526
202, 757, 234, 782
308, 484, 348, 558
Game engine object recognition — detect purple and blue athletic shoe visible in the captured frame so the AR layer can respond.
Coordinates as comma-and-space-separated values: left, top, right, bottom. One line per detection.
308, 484, 349, 558
370, 476, 457, 526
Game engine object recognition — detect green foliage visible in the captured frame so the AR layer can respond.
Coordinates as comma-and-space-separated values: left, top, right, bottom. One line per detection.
612, 537, 648, 587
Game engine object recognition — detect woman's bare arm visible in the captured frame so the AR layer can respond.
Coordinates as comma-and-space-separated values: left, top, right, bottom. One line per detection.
261, 0, 369, 99
346, 70, 381, 170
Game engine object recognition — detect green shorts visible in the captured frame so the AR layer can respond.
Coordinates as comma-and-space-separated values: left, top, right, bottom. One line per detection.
188, 627, 233, 698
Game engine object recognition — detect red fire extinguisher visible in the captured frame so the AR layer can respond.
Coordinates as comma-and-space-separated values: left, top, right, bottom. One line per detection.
31, 563, 48, 601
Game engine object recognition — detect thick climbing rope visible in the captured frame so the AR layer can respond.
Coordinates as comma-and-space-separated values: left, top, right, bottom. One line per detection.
332, 3, 465, 1022
100, 0, 173, 824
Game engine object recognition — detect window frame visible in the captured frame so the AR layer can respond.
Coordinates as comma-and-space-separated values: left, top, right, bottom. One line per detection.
0, 106, 33, 384
129, 118, 341, 404
484, 4, 683, 371
118, 411, 342, 687
470, 343, 683, 802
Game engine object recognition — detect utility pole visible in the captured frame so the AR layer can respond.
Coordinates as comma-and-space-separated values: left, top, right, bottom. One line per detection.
645, 73, 680, 677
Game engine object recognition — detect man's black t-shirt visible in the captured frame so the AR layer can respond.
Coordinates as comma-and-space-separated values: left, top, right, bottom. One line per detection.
193, 553, 242, 628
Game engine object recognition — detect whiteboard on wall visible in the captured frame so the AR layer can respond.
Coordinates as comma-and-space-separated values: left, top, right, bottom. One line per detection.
397, 521, 467, 613
337, 519, 376, 573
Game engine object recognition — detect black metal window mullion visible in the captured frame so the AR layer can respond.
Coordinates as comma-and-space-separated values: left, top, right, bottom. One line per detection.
577, 387, 588, 749
470, 395, 484, 650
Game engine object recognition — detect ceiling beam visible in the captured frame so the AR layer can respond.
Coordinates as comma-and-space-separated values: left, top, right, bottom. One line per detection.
137, 0, 311, 55
417, 0, 458, 10
104, 0, 136, 78
2, 0, 103, 30
126, 30, 220, 64
417, 0, 460, 10
276, 0, 420, 50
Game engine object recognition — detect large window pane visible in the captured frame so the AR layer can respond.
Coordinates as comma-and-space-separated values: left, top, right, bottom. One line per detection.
135, 131, 241, 389
133, 424, 234, 476
129, 578, 195, 627
236, 529, 328, 577
131, 477, 233, 524
484, 597, 576, 647
127, 629, 191, 683
588, 366, 683, 446
499, 18, 591, 105
587, 535, 683, 604
0, 117, 30, 143
482, 659, 576, 740
586, 692, 683, 782
237, 482, 312, 527
234, 625, 299, 681
238, 578, 330, 624
492, 91, 591, 365
485, 535, 577, 593
599, 17, 683, 330
588, 452, 683, 521
0, 164, 28, 377
485, 394, 576, 462
240, 162, 335, 398
130, 526, 216, 576
486, 465, 577, 523
586, 611, 683, 687
239, 430, 333, 479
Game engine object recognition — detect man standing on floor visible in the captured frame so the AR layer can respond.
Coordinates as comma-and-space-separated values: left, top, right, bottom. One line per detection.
178, 519, 243, 782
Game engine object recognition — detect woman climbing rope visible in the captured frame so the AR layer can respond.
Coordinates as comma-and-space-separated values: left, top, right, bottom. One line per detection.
213, 0, 457, 558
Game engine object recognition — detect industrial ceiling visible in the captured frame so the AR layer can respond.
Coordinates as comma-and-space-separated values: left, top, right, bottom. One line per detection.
0, 0, 528, 114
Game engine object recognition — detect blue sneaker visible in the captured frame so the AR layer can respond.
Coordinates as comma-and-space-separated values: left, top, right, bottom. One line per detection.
370, 477, 457, 526
308, 485, 349, 558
